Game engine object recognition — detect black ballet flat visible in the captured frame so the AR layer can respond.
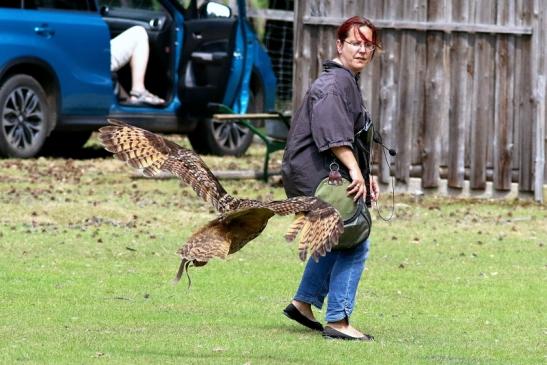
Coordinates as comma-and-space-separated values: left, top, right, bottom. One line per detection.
283, 303, 324, 332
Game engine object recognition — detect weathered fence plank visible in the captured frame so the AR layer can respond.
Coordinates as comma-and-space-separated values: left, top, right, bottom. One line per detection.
422, 0, 448, 188
377, 0, 400, 184
291, 0, 309, 110
469, 1, 495, 190
531, 0, 546, 202
361, 1, 381, 128
447, 0, 473, 188
360, 1, 383, 169
516, 0, 534, 192
412, 0, 428, 167
317, 0, 339, 82
437, 1, 450, 167
394, 1, 422, 183
493, 0, 515, 191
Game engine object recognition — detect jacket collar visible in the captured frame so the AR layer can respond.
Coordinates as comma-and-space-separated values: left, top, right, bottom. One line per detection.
323, 60, 361, 83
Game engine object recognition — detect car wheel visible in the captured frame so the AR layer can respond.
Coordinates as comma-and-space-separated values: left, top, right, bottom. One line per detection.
0, 75, 50, 158
189, 86, 263, 156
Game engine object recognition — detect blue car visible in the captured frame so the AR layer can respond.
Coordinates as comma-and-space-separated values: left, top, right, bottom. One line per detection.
0, 0, 276, 157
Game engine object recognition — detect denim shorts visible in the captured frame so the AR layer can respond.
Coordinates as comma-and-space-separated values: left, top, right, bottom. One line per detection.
110, 26, 148, 72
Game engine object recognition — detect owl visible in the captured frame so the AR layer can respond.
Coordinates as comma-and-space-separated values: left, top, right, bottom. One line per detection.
98, 119, 343, 283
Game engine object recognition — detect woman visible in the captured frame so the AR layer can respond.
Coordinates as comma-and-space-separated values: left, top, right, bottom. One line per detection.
281, 16, 380, 341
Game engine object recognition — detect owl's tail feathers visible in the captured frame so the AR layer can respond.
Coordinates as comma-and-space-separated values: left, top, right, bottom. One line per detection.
173, 259, 193, 289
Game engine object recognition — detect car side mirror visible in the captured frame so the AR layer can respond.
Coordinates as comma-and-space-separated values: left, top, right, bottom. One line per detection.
200, 2, 232, 18
100, 5, 109, 16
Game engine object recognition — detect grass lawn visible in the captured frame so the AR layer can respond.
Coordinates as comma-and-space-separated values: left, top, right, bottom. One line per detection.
0, 139, 545, 364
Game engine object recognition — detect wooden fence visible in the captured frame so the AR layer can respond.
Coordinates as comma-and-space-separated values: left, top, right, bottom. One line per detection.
250, 0, 546, 201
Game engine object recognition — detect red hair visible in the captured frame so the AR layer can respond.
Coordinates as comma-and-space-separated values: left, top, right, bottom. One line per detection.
336, 16, 382, 56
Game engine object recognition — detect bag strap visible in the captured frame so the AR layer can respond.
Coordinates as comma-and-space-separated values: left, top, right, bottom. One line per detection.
354, 125, 373, 208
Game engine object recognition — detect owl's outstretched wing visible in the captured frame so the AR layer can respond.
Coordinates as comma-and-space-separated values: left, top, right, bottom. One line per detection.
98, 118, 235, 212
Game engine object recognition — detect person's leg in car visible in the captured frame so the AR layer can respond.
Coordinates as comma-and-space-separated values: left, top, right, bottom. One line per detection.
110, 26, 164, 105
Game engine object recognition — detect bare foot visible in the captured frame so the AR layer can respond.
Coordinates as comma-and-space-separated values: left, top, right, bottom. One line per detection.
291, 300, 318, 322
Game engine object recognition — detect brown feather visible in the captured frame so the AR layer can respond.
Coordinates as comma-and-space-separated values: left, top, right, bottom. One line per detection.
284, 213, 306, 242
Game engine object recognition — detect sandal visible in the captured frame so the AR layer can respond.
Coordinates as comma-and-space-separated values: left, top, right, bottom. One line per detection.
128, 89, 165, 106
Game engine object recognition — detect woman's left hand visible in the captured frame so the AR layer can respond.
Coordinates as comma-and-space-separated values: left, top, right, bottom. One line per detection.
370, 177, 379, 202
347, 167, 366, 202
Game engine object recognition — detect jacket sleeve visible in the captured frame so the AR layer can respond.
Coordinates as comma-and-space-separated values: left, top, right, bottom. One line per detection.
310, 91, 355, 152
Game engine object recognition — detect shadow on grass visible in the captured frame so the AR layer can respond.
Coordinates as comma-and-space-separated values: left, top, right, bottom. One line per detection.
40, 146, 110, 160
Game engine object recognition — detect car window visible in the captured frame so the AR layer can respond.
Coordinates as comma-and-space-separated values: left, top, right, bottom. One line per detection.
176, 0, 228, 8
176, 0, 235, 19
98, 0, 163, 11
177, 0, 196, 9
28, 0, 93, 11
0, 0, 22, 8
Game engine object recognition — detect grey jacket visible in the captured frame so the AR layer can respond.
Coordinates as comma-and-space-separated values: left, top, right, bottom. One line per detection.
282, 60, 372, 197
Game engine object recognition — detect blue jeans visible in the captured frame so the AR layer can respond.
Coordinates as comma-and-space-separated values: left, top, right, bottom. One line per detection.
293, 238, 370, 323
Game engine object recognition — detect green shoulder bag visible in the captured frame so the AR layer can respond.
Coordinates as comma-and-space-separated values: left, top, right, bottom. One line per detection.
314, 165, 372, 250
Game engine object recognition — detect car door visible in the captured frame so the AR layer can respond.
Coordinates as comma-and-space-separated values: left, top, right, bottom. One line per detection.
178, 0, 242, 116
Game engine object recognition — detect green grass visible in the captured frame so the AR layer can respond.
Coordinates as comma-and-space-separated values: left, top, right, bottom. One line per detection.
0, 141, 545, 364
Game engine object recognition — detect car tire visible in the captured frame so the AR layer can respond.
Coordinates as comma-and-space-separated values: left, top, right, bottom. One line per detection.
0, 74, 51, 158
189, 86, 264, 156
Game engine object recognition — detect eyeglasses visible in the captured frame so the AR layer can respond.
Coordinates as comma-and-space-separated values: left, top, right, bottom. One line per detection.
344, 40, 376, 51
